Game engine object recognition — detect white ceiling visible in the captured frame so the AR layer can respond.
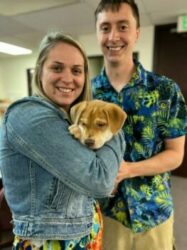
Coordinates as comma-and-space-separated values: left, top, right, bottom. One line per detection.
0, 0, 187, 57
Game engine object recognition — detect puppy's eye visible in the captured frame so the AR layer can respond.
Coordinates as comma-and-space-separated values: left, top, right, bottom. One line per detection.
96, 123, 106, 128
80, 122, 87, 127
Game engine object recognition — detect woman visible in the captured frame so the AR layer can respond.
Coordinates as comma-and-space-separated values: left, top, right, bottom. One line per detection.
0, 32, 125, 249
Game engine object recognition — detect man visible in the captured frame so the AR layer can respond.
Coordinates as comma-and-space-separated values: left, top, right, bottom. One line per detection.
92, 0, 187, 249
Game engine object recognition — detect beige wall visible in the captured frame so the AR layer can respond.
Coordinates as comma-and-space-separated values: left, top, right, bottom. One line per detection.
0, 52, 37, 100
0, 26, 155, 101
0, 66, 5, 98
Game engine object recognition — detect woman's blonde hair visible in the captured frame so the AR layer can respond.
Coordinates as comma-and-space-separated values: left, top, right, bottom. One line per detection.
33, 31, 92, 106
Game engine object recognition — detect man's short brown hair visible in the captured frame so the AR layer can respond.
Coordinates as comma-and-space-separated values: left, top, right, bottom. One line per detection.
95, 0, 140, 28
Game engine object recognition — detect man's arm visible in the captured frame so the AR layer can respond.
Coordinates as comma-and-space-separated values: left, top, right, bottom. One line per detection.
116, 136, 185, 183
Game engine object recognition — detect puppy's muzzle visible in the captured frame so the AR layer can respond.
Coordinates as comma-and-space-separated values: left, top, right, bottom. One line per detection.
84, 138, 95, 148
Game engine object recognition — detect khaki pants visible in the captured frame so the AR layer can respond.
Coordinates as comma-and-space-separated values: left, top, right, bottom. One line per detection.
102, 215, 175, 250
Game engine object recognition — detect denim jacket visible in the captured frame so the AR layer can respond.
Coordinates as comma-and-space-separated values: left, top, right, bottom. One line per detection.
0, 96, 125, 240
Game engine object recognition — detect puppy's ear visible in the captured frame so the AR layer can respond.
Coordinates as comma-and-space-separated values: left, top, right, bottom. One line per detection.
105, 103, 127, 134
70, 101, 87, 124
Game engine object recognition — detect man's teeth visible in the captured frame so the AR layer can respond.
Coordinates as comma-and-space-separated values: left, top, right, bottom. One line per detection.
109, 47, 121, 51
58, 87, 72, 93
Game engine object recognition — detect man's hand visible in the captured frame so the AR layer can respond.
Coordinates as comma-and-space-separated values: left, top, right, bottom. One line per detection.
115, 161, 132, 184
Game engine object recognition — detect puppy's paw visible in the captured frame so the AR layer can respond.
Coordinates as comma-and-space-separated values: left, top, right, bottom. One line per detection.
69, 124, 82, 139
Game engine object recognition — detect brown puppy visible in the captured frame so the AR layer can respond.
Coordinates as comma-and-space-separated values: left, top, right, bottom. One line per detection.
69, 100, 127, 149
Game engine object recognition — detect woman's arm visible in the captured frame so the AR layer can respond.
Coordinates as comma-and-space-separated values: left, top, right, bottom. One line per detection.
6, 101, 125, 197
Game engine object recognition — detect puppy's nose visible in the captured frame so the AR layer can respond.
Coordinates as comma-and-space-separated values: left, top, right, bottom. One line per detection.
85, 138, 95, 148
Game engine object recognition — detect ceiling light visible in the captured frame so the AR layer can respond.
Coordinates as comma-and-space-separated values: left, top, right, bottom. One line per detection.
0, 42, 32, 55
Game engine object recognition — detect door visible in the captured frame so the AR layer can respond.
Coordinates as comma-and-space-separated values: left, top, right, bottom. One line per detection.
153, 23, 187, 177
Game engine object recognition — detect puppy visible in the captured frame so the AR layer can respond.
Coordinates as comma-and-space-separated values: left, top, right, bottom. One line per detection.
69, 100, 127, 149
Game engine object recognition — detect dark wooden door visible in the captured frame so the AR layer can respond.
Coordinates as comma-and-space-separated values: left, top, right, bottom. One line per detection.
153, 23, 187, 177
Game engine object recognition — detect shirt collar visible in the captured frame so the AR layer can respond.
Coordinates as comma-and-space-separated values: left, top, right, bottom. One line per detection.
99, 60, 148, 89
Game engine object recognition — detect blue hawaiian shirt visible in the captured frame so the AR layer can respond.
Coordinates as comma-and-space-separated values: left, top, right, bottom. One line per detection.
92, 61, 187, 233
